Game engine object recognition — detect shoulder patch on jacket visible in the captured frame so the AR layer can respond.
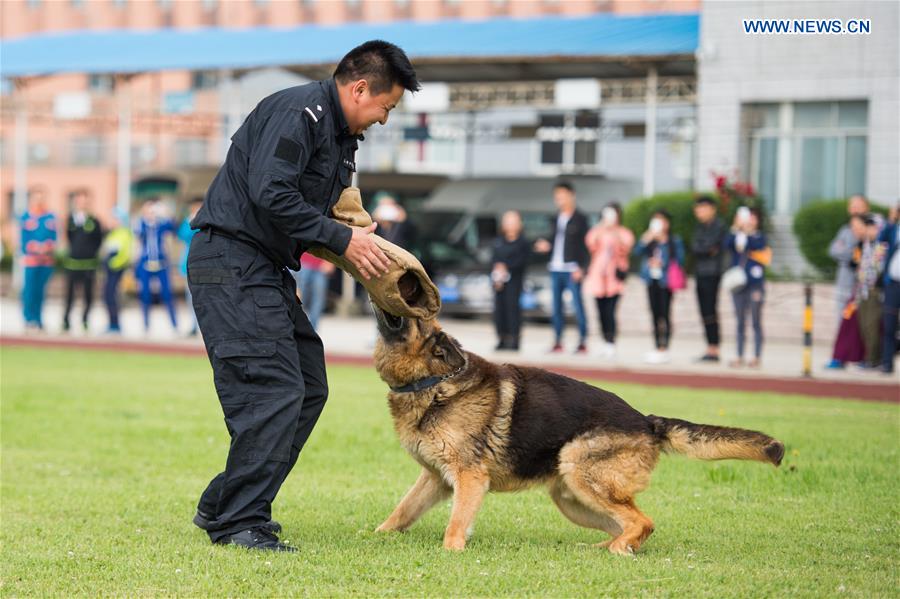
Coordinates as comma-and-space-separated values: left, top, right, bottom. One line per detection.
303, 106, 320, 123
274, 136, 302, 163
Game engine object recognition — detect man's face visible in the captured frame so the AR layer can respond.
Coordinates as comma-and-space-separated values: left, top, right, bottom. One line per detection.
694, 203, 715, 223
73, 192, 89, 212
553, 187, 575, 212
847, 195, 868, 216
346, 80, 404, 135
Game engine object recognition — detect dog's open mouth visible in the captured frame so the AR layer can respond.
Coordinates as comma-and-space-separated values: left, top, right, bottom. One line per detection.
372, 302, 406, 337
383, 310, 403, 330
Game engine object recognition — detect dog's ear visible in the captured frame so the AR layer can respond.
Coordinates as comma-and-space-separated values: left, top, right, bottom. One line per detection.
432, 332, 466, 370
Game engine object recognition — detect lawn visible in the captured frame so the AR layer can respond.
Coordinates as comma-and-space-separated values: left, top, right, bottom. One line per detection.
1, 346, 898, 597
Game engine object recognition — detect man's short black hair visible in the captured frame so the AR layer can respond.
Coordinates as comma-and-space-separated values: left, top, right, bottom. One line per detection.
334, 40, 420, 95
694, 194, 717, 207
652, 208, 672, 221
554, 180, 575, 194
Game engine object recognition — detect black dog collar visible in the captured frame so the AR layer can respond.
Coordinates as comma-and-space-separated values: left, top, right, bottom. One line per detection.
389, 365, 465, 393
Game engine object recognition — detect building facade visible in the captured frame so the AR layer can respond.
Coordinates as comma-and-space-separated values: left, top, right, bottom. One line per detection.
696, 0, 899, 273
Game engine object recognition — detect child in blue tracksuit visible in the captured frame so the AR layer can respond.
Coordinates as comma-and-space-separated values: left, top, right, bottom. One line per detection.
135, 199, 178, 332
725, 207, 770, 368
19, 188, 57, 331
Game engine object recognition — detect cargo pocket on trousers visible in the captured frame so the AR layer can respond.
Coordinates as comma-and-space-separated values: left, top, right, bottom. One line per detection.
252, 287, 292, 339
213, 339, 277, 386
214, 340, 293, 462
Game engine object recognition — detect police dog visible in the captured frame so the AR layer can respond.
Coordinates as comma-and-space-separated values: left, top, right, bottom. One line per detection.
371, 307, 784, 554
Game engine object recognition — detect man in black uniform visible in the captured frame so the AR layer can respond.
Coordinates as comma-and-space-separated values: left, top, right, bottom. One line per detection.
188, 40, 419, 552
62, 188, 104, 333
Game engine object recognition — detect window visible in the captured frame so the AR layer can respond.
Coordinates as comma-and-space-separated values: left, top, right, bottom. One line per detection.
536, 111, 599, 171
538, 114, 564, 166
174, 139, 208, 166
191, 71, 219, 91
744, 100, 868, 214
72, 137, 104, 166
29, 143, 51, 165
88, 74, 114, 93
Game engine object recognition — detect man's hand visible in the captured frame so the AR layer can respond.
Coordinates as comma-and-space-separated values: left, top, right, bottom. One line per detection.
571, 268, 583, 283
534, 239, 551, 253
344, 223, 391, 280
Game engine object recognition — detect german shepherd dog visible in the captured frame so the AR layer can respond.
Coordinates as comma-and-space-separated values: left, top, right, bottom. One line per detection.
371, 307, 784, 555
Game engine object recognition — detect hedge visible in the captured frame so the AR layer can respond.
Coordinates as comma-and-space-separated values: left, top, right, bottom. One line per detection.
792, 199, 888, 277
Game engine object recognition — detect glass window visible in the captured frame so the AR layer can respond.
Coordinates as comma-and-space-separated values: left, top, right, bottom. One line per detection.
72, 138, 104, 166
174, 139, 208, 166
797, 137, 839, 207
574, 140, 596, 165
757, 137, 778, 213
574, 111, 599, 128
88, 74, 114, 93
844, 136, 867, 196
191, 71, 220, 90
541, 141, 563, 165
838, 101, 868, 127
743, 103, 779, 130
794, 102, 833, 129
539, 114, 565, 128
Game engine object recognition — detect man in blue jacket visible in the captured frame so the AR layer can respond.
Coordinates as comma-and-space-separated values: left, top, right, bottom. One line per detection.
187, 40, 418, 551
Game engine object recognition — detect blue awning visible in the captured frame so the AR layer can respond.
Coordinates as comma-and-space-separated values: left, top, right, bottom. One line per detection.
0, 13, 698, 78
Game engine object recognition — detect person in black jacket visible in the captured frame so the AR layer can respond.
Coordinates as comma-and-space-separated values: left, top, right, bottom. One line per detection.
691, 195, 726, 362
492, 210, 531, 351
534, 181, 590, 354
62, 188, 104, 333
188, 40, 419, 552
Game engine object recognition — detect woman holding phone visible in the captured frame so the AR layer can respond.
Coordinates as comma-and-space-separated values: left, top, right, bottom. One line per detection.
634, 209, 685, 364
725, 206, 771, 368
585, 202, 635, 358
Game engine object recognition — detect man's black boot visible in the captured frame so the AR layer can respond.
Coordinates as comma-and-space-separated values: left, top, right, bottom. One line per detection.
193, 510, 282, 534
214, 527, 296, 552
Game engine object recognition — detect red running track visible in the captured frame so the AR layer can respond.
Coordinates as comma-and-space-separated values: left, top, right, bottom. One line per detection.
2, 335, 897, 403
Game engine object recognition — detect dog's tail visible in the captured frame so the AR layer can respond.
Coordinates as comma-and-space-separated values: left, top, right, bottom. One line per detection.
647, 415, 784, 466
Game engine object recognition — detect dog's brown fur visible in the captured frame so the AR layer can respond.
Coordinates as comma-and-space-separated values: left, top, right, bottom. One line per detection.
371, 309, 784, 554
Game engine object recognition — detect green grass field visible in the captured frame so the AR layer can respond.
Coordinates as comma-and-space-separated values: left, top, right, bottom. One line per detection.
1, 346, 898, 597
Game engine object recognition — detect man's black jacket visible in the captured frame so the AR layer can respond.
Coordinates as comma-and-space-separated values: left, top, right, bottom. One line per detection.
66, 213, 104, 262
547, 210, 590, 272
691, 217, 726, 277
192, 78, 357, 270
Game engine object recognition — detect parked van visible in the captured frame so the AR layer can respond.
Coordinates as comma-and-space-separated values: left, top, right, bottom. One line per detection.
409, 176, 642, 319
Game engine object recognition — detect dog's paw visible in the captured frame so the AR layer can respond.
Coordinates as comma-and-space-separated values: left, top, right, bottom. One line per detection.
375, 521, 403, 533
605, 539, 636, 556
443, 535, 467, 551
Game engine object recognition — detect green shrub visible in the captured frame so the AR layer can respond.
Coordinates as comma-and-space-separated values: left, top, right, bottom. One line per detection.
793, 199, 889, 277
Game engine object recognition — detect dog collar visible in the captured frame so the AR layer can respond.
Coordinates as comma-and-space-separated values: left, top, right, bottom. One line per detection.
389, 365, 465, 394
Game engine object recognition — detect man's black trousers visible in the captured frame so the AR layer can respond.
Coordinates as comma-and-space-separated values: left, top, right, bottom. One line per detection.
63, 268, 95, 328
493, 273, 524, 346
187, 229, 328, 542
695, 274, 721, 347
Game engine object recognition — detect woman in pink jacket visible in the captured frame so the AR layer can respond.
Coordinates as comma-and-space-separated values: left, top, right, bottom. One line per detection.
585, 203, 635, 358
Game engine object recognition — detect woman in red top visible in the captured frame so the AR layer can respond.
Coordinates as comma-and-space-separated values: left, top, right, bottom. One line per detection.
585, 203, 635, 358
